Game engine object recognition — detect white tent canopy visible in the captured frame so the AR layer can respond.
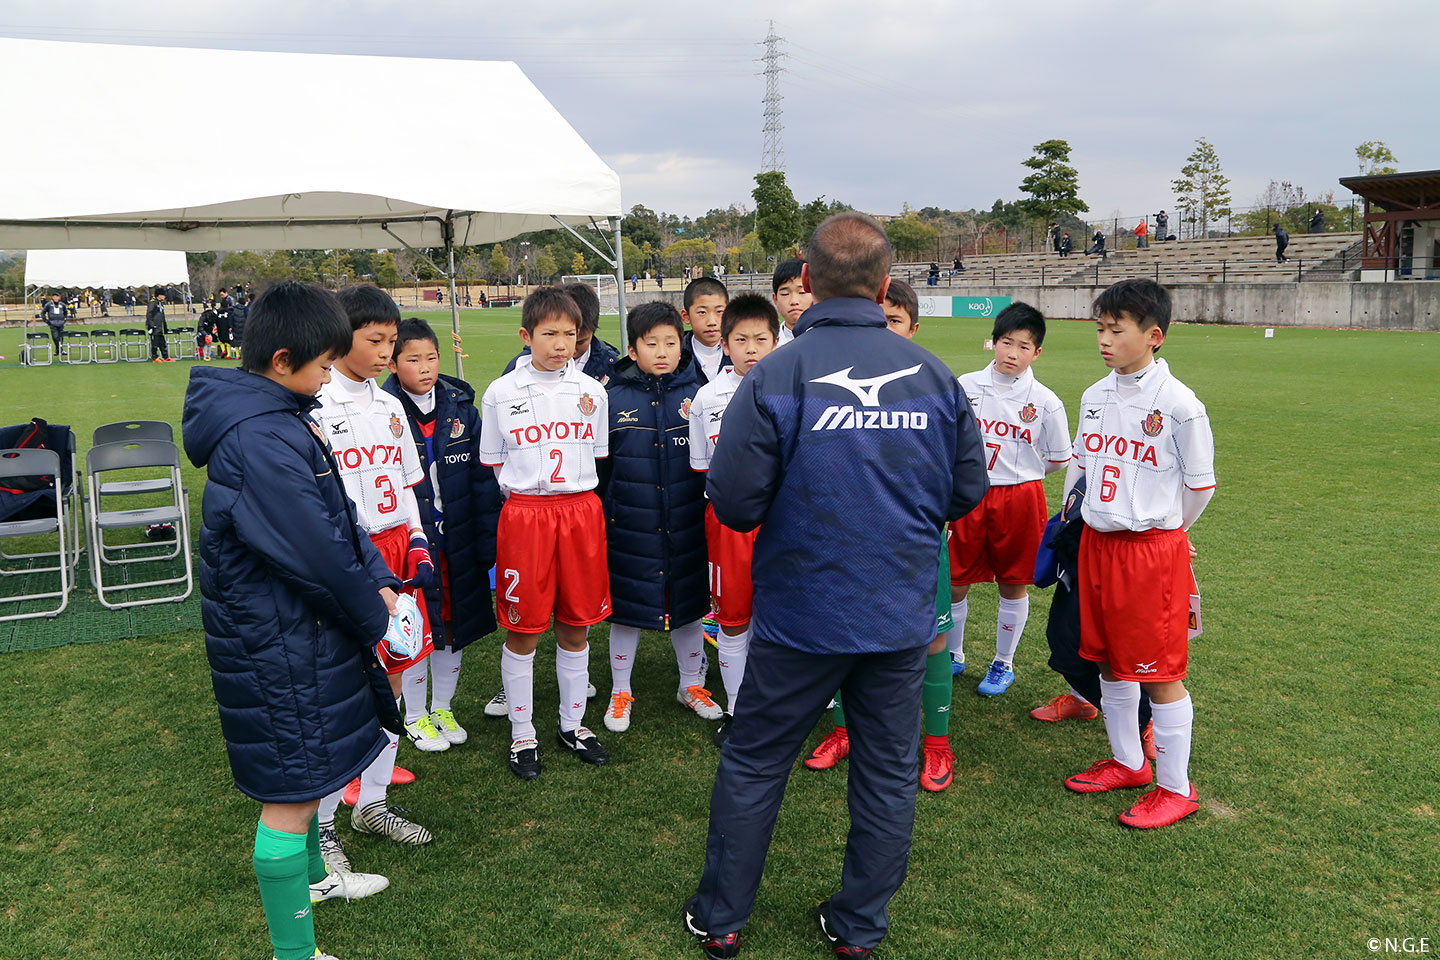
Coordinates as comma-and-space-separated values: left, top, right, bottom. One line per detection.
0, 38, 626, 372
24, 249, 190, 289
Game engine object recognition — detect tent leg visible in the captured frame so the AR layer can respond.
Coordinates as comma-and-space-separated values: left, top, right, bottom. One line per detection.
614, 219, 628, 353
447, 235, 463, 379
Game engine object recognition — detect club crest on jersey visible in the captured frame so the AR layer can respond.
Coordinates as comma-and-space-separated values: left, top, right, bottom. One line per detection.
1019, 403, 1037, 423
450, 420, 465, 439
389, 413, 404, 439
599, 374, 610, 386
1142, 409, 1164, 437
577, 393, 597, 417
507, 607, 521, 625
679, 398, 693, 421
307, 420, 327, 446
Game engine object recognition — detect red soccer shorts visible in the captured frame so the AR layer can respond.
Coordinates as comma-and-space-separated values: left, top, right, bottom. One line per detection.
495, 491, 610, 634
705, 502, 758, 627
438, 552, 453, 625
949, 480, 1048, 586
1077, 526, 1192, 683
370, 524, 434, 674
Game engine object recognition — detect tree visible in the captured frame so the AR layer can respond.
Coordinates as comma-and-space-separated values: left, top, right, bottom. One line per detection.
1018, 139, 1089, 227
256, 250, 293, 285
375, 252, 402, 290
570, 251, 588, 275
622, 204, 663, 249
487, 244, 510, 282
620, 238, 644, 276
663, 237, 718, 272
1355, 140, 1398, 176
320, 251, 353, 289
734, 231, 765, 273
219, 251, 265, 285
885, 213, 940, 261
535, 250, 558, 283
799, 196, 830, 245
1172, 138, 1232, 239
752, 171, 801, 254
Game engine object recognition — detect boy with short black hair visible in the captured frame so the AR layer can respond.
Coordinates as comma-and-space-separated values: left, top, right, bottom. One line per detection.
681, 276, 730, 382
597, 301, 717, 733
311, 284, 438, 847
182, 281, 398, 960
481, 286, 613, 779
502, 280, 620, 385
947, 302, 1071, 696
383, 318, 503, 747
770, 257, 812, 346
688, 292, 778, 745
1062, 278, 1215, 829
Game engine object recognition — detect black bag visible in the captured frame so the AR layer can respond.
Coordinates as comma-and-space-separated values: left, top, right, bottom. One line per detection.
0, 418, 55, 494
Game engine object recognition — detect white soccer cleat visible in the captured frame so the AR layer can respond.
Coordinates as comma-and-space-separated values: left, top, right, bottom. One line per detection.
309, 867, 389, 903
429, 708, 468, 745
404, 715, 450, 752
316, 819, 350, 873
351, 799, 433, 845
604, 691, 635, 732
483, 691, 508, 718
678, 685, 724, 721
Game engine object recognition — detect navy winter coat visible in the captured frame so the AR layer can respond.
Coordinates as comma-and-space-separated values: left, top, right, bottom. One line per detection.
598, 351, 709, 629
182, 367, 398, 804
381, 373, 502, 649
707, 296, 989, 655
504, 337, 620, 384
682, 330, 731, 384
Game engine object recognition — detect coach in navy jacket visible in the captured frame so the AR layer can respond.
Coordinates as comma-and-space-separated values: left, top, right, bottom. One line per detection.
597, 350, 708, 630
183, 366, 398, 803
687, 213, 988, 956
382, 372, 502, 647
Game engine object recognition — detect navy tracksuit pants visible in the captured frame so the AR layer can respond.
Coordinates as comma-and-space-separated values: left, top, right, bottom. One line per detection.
694, 636, 928, 949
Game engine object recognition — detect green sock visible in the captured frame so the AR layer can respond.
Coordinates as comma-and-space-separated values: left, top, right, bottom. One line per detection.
833, 690, 846, 729
306, 814, 326, 884
923, 649, 952, 736
253, 820, 317, 960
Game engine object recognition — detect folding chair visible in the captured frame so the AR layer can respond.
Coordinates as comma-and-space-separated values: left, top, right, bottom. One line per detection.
93, 421, 174, 447
0, 448, 75, 621
61, 330, 91, 364
90, 328, 119, 363
167, 325, 196, 360
22, 332, 52, 366
85, 439, 193, 609
0, 423, 82, 574
118, 328, 149, 362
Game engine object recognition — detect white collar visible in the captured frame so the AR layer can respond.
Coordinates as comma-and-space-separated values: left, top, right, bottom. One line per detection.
512, 353, 581, 387
1102, 357, 1170, 396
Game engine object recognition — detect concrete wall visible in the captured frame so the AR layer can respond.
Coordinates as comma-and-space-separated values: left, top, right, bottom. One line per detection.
622, 282, 1440, 331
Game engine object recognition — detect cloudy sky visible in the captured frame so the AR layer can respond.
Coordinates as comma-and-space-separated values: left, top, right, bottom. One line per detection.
4, 0, 1433, 222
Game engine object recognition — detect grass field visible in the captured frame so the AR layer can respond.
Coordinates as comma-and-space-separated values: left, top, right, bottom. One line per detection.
2, 306, 1438, 960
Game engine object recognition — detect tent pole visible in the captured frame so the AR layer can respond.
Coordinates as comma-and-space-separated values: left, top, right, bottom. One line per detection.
614, 219, 628, 353
445, 221, 463, 379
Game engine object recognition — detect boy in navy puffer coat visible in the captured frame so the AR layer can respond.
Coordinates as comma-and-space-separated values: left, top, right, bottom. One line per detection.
596, 302, 718, 733
182, 282, 401, 960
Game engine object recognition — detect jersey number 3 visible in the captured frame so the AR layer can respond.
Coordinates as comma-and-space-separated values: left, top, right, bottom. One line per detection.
374, 475, 397, 514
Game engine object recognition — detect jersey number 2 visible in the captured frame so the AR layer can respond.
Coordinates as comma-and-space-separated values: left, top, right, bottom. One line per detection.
374, 475, 397, 514
1098, 464, 1121, 502
502, 568, 521, 604
549, 449, 566, 483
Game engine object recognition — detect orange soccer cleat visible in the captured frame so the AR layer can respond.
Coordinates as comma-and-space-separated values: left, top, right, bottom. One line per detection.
1119, 784, 1200, 829
1064, 757, 1152, 794
1142, 721, 1156, 762
1029, 693, 1099, 722
920, 737, 955, 792
803, 727, 850, 770
392, 765, 416, 785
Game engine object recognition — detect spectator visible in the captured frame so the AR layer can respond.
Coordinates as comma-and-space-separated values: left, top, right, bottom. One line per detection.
1155, 210, 1169, 241
124, 289, 136, 316
927, 262, 941, 286
1309, 208, 1325, 234
953, 254, 965, 275
1135, 218, 1149, 249
40, 292, 67, 352
1060, 232, 1073, 257
1050, 223, 1061, 254
1088, 229, 1107, 258
100, 289, 111, 317
1274, 225, 1290, 263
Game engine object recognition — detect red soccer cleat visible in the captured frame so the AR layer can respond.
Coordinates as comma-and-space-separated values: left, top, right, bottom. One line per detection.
1119, 783, 1200, 829
341, 777, 360, 807
920, 736, 955, 792
804, 727, 850, 770
1141, 721, 1156, 762
1029, 693, 1099, 722
1064, 757, 1152, 794
392, 765, 416, 785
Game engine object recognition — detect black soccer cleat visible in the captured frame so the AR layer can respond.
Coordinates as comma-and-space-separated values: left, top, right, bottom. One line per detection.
684, 895, 741, 959
556, 726, 610, 765
815, 900, 873, 958
713, 713, 733, 748
508, 738, 541, 781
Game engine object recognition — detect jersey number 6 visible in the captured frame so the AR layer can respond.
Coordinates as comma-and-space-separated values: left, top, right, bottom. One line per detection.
1098, 464, 1121, 503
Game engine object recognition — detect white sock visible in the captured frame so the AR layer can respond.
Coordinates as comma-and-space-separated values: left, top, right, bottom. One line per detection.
429, 646, 463, 713
501, 646, 537, 742
949, 599, 968, 659
1100, 678, 1144, 771
1068, 685, 1092, 705
671, 619, 706, 688
608, 624, 640, 694
994, 595, 1030, 667
357, 718, 399, 809
318, 789, 343, 825
1151, 694, 1194, 794
401, 660, 429, 724
717, 628, 750, 714
556, 643, 590, 733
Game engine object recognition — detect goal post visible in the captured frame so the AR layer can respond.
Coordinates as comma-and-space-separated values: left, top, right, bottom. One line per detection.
560, 274, 620, 315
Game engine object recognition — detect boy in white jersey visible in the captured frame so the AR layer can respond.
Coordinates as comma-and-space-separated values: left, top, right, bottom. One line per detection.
770, 258, 812, 346
681, 277, 730, 383
310, 285, 436, 849
480, 287, 613, 780
948, 302, 1071, 696
687, 293, 778, 745
1061, 278, 1215, 829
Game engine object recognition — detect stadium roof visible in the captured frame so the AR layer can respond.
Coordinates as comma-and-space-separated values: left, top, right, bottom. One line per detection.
1338, 170, 1440, 213
0, 38, 622, 251
24, 249, 190, 289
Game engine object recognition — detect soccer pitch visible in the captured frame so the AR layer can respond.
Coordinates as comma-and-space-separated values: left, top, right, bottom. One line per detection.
0, 307, 1437, 959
